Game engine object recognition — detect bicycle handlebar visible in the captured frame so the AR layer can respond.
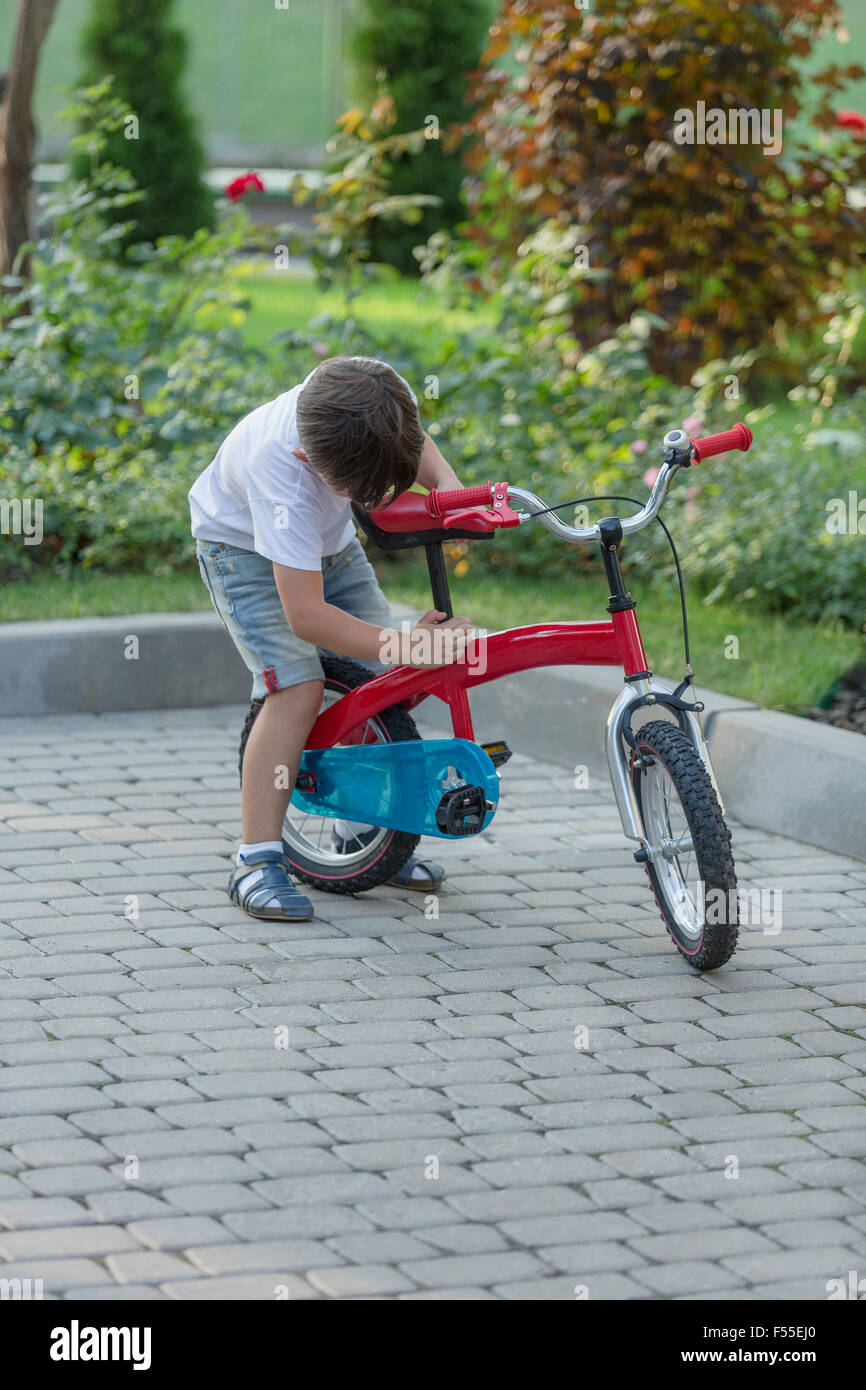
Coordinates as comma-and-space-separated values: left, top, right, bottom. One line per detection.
421, 422, 754, 547
428, 483, 494, 515
689, 422, 753, 463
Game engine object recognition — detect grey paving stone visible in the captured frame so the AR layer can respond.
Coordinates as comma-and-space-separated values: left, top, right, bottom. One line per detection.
21, 1165, 125, 1197
307, 1264, 416, 1296
69, 1284, 168, 1300
720, 1246, 863, 1284
0, 1062, 109, 1091
129, 1216, 236, 1250
599, 1149, 699, 1179
0, 1224, 141, 1259
106, 1250, 202, 1283
398, 1251, 544, 1288
356, 1197, 459, 1230
0, 1259, 114, 1291
759, 1218, 862, 1248
496, 1272, 650, 1299
161, 1273, 320, 1299
535, 1241, 647, 1274
547, 1122, 682, 1154
222, 1205, 375, 1240
498, 1211, 645, 1246
11, 1138, 112, 1167
158, 1183, 272, 1216
462, 1131, 556, 1161
627, 1227, 775, 1262
733, 1082, 860, 1112
632, 1260, 745, 1295
0, 1116, 80, 1146
654, 1168, 800, 1202
808, 1129, 866, 1158
0, 1197, 94, 1229
84, 1192, 181, 1222
327, 1231, 435, 1264
401, 1222, 506, 1256
623, 1200, 738, 1235
716, 1190, 860, 1223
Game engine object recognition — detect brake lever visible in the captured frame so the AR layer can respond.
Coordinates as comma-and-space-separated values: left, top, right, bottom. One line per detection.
442, 508, 499, 532
441, 483, 521, 532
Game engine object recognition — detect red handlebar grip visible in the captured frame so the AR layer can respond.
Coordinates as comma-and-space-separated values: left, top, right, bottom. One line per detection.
690, 422, 753, 462
428, 483, 494, 516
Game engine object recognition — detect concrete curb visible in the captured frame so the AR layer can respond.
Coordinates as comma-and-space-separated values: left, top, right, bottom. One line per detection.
1, 606, 863, 860
0, 612, 251, 714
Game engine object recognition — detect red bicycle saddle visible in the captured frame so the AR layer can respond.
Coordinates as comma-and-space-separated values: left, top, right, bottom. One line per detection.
353, 484, 519, 552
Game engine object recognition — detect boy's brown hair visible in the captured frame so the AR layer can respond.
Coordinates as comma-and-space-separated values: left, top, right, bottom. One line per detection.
296, 356, 425, 509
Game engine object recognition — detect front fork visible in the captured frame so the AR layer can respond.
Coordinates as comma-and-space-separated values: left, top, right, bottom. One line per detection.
595, 515, 724, 864
604, 675, 725, 861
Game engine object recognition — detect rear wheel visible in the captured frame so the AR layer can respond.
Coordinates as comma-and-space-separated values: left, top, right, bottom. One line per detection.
631, 719, 738, 971
238, 658, 420, 895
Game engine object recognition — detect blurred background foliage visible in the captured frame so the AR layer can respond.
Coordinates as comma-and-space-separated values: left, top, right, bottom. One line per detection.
1, 0, 864, 707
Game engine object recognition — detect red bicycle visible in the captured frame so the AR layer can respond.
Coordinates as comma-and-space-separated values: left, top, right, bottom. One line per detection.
239, 422, 753, 971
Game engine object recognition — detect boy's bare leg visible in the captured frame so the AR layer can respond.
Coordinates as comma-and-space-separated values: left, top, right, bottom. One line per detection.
241, 681, 324, 844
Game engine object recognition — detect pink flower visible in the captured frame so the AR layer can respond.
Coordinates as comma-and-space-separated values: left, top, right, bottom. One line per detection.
312, 341, 330, 357
224, 171, 265, 201
631, 439, 648, 454
643, 466, 660, 487
682, 415, 702, 433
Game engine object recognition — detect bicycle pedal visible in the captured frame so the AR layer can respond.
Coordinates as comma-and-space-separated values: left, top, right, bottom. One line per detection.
481, 739, 512, 768
435, 783, 494, 837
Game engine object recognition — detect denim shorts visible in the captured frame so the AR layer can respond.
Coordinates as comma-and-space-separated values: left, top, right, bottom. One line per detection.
195, 534, 392, 699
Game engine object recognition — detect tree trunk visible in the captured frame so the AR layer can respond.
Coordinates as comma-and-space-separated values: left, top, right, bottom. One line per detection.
0, 0, 61, 280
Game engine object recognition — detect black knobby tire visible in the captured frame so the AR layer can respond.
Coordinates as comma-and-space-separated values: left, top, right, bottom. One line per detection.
238, 657, 420, 895
631, 719, 738, 971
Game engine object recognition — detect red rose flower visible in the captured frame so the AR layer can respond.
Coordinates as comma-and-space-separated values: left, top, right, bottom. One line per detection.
224, 171, 265, 200
835, 110, 866, 137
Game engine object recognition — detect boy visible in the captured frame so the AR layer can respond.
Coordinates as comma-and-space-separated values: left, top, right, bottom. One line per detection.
190, 355, 474, 922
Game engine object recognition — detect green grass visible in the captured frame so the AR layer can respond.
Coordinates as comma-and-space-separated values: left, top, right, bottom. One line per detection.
0, 569, 211, 623
239, 267, 495, 358
3, 560, 859, 714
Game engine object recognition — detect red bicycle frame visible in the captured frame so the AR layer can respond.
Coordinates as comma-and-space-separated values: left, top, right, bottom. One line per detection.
306, 609, 648, 749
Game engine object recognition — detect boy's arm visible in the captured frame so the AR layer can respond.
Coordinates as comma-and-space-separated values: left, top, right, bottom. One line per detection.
415, 432, 461, 492
273, 563, 472, 668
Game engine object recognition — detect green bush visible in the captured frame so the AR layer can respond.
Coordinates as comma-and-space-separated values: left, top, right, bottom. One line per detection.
0, 154, 262, 574
75, 0, 214, 246
350, 0, 491, 272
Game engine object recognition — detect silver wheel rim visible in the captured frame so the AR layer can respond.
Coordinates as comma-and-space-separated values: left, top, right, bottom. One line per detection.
640, 755, 703, 940
281, 688, 391, 867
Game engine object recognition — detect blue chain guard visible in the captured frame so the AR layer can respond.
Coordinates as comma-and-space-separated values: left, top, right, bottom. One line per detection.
292, 738, 499, 838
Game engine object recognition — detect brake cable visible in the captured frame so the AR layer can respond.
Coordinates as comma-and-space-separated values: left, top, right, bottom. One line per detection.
524, 493, 694, 690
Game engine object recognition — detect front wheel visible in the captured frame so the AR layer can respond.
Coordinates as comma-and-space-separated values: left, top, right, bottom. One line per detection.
631, 719, 738, 971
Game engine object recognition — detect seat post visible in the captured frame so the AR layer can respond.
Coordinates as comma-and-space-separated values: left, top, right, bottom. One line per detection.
423, 539, 474, 740
424, 542, 453, 619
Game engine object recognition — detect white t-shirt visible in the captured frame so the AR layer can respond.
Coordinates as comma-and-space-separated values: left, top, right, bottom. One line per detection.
188, 361, 416, 571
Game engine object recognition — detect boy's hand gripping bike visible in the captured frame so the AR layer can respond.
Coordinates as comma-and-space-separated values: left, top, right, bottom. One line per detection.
239, 423, 754, 971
